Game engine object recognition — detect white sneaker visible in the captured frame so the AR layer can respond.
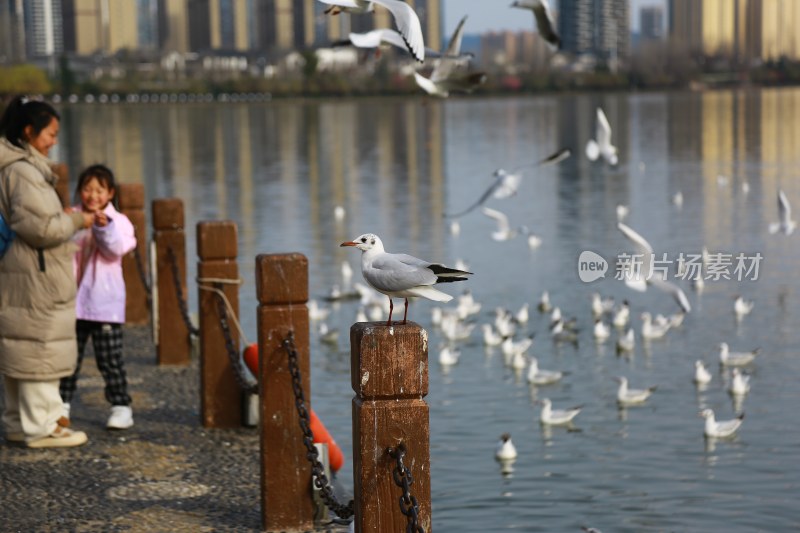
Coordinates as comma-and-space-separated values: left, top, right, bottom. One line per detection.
106, 405, 133, 429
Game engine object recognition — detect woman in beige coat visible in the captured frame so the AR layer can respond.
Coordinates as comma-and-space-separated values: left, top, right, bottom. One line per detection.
0, 96, 93, 447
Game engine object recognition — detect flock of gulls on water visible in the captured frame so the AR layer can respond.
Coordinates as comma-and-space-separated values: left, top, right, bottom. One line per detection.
319, 0, 565, 98
313, 1, 795, 531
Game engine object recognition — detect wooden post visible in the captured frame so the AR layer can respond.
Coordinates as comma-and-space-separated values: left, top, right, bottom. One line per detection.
118, 183, 150, 325
197, 221, 242, 428
256, 253, 313, 532
351, 322, 432, 533
152, 198, 191, 366
52, 163, 70, 208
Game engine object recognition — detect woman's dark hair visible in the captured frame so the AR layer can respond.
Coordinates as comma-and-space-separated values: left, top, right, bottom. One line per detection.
0, 96, 60, 148
74, 164, 118, 208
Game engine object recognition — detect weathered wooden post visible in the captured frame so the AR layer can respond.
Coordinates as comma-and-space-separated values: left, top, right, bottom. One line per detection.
52, 163, 70, 208
118, 183, 150, 325
256, 253, 314, 532
197, 220, 242, 428
152, 198, 191, 366
351, 322, 432, 533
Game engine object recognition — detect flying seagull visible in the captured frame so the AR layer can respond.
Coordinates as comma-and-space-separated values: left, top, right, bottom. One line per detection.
768, 189, 796, 235
445, 148, 571, 218
586, 107, 618, 165
317, 0, 425, 62
617, 222, 692, 313
340, 233, 472, 325
510, 0, 560, 51
338, 28, 442, 59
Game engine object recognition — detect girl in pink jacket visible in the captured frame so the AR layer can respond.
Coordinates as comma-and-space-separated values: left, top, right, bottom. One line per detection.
60, 164, 137, 429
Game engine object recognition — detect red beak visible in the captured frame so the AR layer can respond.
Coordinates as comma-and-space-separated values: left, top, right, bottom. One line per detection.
340, 241, 357, 247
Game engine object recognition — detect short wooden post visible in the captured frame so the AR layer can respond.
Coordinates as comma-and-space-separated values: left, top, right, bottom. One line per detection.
197, 221, 242, 428
152, 198, 191, 366
256, 253, 313, 532
118, 183, 150, 325
351, 322, 432, 533
52, 163, 70, 208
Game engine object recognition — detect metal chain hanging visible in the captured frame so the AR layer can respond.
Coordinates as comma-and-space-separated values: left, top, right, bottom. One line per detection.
282, 332, 355, 519
388, 443, 425, 533
212, 287, 258, 394
166, 246, 199, 337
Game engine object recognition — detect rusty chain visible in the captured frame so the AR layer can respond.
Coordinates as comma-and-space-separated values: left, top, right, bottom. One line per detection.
388, 443, 425, 533
166, 246, 199, 337
282, 332, 355, 519
213, 288, 258, 394
132, 244, 152, 298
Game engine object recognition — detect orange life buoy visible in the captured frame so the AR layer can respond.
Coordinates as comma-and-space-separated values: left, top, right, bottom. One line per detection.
242, 343, 344, 472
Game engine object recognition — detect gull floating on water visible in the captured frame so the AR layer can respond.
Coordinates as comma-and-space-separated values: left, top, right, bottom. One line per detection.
438, 345, 460, 366
527, 357, 565, 385
318, 0, 425, 62
482, 324, 504, 346
593, 319, 611, 341
495, 433, 518, 460
612, 300, 630, 328
719, 342, 760, 367
615, 376, 657, 406
641, 312, 670, 339
539, 398, 582, 425
510, 0, 560, 51
618, 222, 692, 313
768, 189, 796, 235
586, 107, 618, 165
591, 292, 614, 317
340, 233, 472, 325
729, 368, 750, 396
616, 328, 635, 353
538, 290, 552, 312
700, 408, 744, 438
694, 361, 712, 385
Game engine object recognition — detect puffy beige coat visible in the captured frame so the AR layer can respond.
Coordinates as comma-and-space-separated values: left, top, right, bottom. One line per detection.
0, 138, 85, 380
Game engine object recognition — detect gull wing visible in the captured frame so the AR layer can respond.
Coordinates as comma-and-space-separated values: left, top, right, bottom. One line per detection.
445, 170, 517, 218
318, 0, 361, 7
650, 277, 692, 313
778, 189, 792, 225
372, 0, 425, 62
413, 71, 444, 97
617, 222, 654, 292
368, 253, 437, 292
532, 0, 560, 50
537, 147, 571, 166
349, 29, 399, 49
481, 206, 511, 234
596, 108, 612, 149
443, 15, 468, 58
617, 222, 654, 255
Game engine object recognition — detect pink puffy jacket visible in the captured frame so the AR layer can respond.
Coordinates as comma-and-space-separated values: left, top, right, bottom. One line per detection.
72, 203, 136, 324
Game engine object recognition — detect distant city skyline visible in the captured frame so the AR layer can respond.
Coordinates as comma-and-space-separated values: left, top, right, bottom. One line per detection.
442, 0, 666, 34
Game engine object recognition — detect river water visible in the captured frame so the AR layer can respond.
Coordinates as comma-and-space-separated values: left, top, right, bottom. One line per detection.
57, 89, 800, 532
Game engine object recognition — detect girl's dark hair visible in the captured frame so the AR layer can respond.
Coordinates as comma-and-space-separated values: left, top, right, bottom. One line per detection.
75, 164, 118, 208
0, 96, 60, 148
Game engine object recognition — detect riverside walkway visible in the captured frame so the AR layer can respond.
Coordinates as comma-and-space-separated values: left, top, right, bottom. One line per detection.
0, 325, 348, 533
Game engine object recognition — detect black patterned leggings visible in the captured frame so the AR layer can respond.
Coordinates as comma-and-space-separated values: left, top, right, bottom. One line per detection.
60, 320, 131, 407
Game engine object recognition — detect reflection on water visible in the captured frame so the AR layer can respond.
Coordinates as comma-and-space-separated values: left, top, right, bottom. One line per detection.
57, 89, 800, 532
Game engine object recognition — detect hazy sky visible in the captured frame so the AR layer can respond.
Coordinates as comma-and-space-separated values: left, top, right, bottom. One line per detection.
442, 0, 667, 35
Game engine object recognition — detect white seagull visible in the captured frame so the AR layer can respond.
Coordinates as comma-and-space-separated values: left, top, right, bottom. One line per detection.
538, 290, 553, 313
719, 342, 760, 367
616, 328, 635, 353
693, 360, 712, 385
344, 28, 442, 59
615, 376, 657, 406
539, 398, 582, 425
729, 368, 750, 396
340, 233, 472, 325
586, 107, 618, 165
618, 222, 692, 313
733, 295, 754, 318
510, 0, 560, 51
768, 189, 796, 235
700, 409, 744, 438
317, 0, 425, 62
527, 357, 565, 385
481, 206, 523, 241
438, 345, 460, 366
495, 433, 518, 460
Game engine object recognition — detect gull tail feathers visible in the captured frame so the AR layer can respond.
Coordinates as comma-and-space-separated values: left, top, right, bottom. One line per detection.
409, 285, 454, 302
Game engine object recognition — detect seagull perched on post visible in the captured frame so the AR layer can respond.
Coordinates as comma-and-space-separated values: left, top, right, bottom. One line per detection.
341, 233, 472, 325
586, 107, 618, 165
510, 0, 560, 51
317, 0, 425, 62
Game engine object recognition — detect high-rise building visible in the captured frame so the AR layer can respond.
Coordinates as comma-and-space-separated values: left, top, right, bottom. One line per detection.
640, 5, 664, 41
558, 0, 629, 61
0, 0, 26, 62
138, 0, 159, 51
159, 0, 190, 53
23, 0, 62, 58
62, 0, 137, 55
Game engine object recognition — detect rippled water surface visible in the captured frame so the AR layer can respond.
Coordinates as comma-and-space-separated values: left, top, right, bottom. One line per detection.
60, 89, 800, 532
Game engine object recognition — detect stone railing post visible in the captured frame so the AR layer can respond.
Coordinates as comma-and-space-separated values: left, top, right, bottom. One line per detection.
256, 253, 314, 531
197, 220, 242, 428
351, 322, 432, 532
152, 198, 191, 365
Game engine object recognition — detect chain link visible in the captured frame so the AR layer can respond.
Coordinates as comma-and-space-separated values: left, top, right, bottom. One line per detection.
282, 332, 355, 519
388, 443, 425, 533
132, 244, 152, 297
213, 288, 258, 394
166, 246, 199, 337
